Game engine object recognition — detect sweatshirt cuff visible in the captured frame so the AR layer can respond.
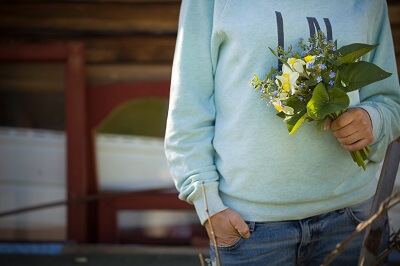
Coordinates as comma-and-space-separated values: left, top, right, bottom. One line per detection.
192, 184, 228, 225
358, 104, 382, 145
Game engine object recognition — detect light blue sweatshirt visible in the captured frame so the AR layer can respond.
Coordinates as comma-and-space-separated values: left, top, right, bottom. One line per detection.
165, 0, 400, 225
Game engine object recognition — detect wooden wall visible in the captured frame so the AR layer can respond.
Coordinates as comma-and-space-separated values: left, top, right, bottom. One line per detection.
388, 0, 400, 75
0, 0, 398, 85
0, 1, 180, 87
0, 0, 399, 130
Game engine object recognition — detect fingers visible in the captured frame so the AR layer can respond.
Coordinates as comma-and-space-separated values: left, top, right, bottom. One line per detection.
340, 138, 372, 152
230, 214, 250, 238
324, 118, 332, 131
328, 108, 373, 152
332, 123, 358, 139
330, 111, 354, 131
204, 208, 251, 246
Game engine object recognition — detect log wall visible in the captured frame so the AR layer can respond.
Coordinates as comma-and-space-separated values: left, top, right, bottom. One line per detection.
0, 0, 399, 130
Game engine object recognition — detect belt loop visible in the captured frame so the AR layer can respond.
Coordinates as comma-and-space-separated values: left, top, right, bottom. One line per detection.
247, 221, 256, 232
337, 208, 345, 214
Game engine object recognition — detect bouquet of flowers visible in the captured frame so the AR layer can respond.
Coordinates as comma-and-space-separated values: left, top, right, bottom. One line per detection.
250, 31, 391, 170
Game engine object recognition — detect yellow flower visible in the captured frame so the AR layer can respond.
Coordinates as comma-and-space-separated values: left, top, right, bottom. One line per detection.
276, 70, 299, 95
282, 82, 290, 92
304, 55, 313, 62
275, 104, 283, 112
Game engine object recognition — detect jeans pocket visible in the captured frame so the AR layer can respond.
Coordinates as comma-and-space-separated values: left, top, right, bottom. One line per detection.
345, 197, 374, 224
210, 236, 244, 251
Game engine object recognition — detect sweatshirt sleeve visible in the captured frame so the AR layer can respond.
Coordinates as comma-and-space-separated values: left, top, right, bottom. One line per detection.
357, 0, 400, 163
164, 0, 228, 225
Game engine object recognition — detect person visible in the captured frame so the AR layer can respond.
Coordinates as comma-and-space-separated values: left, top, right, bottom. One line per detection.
164, 0, 400, 265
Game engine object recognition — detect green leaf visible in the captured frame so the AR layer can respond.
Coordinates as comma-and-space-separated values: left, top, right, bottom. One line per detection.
276, 112, 286, 119
316, 116, 329, 132
306, 83, 350, 120
305, 79, 318, 87
285, 96, 307, 111
265, 67, 276, 80
287, 111, 308, 135
269, 47, 291, 69
339, 61, 392, 92
336, 43, 378, 64
326, 57, 342, 66
285, 97, 308, 135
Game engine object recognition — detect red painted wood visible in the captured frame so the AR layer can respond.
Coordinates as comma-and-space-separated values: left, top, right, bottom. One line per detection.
98, 199, 118, 243
114, 193, 193, 210
0, 42, 89, 243
0, 43, 68, 61
65, 42, 89, 243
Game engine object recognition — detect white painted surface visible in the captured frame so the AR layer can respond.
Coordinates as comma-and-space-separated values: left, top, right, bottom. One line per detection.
0, 127, 179, 241
95, 134, 175, 191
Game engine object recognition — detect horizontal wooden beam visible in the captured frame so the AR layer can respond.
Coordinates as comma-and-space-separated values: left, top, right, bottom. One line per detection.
0, 62, 172, 91
0, 35, 176, 64
3, 0, 181, 2
0, 63, 65, 92
84, 36, 175, 63
0, 43, 69, 61
0, 3, 180, 33
87, 63, 172, 85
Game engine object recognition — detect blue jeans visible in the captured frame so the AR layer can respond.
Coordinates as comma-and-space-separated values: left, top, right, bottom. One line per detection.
209, 197, 389, 265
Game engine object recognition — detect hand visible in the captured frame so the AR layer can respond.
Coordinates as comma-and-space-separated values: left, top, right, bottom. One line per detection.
204, 208, 250, 246
324, 108, 373, 152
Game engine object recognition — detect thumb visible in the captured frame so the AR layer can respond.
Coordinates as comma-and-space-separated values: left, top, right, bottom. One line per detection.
324, 118, 332, 131
231, 217, 250, 238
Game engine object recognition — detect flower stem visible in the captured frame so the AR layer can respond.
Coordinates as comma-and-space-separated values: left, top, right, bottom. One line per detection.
329, 110, 369, 170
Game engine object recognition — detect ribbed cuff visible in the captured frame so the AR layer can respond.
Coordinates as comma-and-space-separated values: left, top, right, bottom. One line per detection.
358, 104, 382, 145
192, 184, 228, 225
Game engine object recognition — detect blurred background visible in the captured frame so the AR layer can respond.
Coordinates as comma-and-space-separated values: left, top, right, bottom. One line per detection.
0, 0, 399, 265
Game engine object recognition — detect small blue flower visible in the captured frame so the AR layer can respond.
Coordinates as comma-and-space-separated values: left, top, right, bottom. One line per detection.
317, 76, 322, 83
319, 64, 327, 70
299, 83, 305, 88
299, 96, 304, 101
318, 53, 324, 57
301, 49, 310, 57
307, 63, 314, 68
332, 46, 337, 51
329, 80, 334, 86
273, 91, 279, 96
329, 71, 335, 78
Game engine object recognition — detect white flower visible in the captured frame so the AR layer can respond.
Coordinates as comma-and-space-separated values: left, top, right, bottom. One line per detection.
272, 101, 294, 115
276, 67, 299, 95
279, 92, 289, 100
282, 106, 294, 115
303, 55, 317, 74
287, 57, 306, 73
